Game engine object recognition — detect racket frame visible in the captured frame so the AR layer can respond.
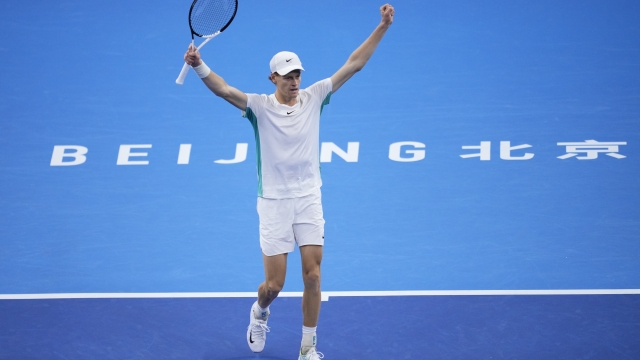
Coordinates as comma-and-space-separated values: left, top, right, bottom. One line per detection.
176, 0, 238, 85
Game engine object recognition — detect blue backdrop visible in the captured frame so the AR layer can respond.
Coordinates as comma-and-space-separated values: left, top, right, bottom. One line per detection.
1, 0, 639, 294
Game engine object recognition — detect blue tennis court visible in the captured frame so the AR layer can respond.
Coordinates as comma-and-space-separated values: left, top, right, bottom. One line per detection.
1, 0, 640, 358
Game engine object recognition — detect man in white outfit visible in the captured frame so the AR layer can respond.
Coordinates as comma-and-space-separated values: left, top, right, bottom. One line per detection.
183, 4, 394, 359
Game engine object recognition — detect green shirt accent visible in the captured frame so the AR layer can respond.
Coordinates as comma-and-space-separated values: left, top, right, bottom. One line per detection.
320, 92, 332, 115
243, 107, 263, 197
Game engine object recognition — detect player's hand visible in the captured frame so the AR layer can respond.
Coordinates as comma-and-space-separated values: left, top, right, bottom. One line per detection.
380, 4, 394, 26
184, 44, 202, 67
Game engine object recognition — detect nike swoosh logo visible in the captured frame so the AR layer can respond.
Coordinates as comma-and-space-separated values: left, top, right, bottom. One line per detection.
286, 58, 292, 62
249, 333, 254, 343
287, 111, 295, 115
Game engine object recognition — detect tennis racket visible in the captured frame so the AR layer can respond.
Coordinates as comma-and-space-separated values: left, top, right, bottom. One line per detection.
175, 0, 238, 85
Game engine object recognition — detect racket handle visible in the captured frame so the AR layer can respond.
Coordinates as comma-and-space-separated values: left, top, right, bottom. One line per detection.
175, 62, 191, 85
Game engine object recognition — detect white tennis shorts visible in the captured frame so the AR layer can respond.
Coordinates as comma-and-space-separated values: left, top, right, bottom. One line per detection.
257, 188, 325, 256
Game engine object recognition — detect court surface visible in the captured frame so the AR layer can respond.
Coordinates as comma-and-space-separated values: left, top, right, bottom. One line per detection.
1, 0, 640, 358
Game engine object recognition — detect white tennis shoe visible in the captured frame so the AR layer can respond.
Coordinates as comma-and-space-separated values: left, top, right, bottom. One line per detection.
298, 347, 324, 360
246, 302, 270, 352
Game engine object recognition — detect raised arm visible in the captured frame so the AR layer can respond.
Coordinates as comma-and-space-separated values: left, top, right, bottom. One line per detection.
330, 4, 395, 93
184, 44, 248, 110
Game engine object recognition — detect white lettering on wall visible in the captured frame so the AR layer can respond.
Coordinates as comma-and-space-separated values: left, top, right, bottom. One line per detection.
557, 140, 627, 160
500, 141, 534, 160
320, 142, 359, 162
461, 141, 491, 161
177, 144, 192, 165
50, 146, 88, 166
215, 143, 248, 164
389, 142, 425, 162
117, 144, 152, 165
49, 139, 628, 166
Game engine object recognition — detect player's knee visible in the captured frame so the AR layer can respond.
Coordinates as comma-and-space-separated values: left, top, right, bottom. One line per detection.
266, 280, 284, 295
302, 270, 321, 290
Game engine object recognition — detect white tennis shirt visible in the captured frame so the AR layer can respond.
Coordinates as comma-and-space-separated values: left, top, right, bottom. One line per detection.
243, 78, 332, 199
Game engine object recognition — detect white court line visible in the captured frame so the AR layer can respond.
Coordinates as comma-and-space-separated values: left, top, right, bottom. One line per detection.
1, 289, 640, 301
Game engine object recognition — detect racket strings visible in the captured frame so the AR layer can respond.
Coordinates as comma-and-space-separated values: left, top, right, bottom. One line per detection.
190, 0, 237, 37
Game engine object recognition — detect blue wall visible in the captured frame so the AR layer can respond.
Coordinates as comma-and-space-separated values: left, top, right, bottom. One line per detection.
1, 0, 639, 293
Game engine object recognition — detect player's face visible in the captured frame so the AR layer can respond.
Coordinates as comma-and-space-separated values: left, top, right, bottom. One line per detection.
274, 70, 301, 98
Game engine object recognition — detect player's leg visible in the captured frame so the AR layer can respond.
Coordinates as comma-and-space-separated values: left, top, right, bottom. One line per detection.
248, 196, 296, 353
292, 188, 325, 359
257, 252, 288, 309
300, 245, 323, 327
298, 245, 323, 359
248, 252, 287, 353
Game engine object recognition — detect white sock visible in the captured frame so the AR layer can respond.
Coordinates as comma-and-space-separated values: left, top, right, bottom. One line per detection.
253, 301, 269, 320
301, 326, 317, 354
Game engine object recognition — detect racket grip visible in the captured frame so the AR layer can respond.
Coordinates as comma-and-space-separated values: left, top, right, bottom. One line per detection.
175, 62, 191, 85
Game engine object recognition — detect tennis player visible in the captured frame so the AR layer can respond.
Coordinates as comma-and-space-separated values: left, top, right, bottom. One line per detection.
184, 4, 394, 359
